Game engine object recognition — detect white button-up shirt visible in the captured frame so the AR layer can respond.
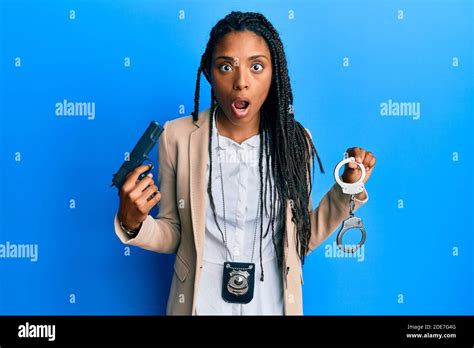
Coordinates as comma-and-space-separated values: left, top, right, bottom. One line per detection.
195, 107, 284, 315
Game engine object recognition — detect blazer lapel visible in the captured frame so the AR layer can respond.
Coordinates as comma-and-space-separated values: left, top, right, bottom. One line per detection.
189, 108, 211, 261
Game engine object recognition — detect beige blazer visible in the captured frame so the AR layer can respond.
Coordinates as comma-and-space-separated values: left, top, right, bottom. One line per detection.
114, 107, 369, 315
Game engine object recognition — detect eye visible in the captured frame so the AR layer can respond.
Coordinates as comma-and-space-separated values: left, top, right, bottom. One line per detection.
252, 63, 264, 72
218, 64, 233, 72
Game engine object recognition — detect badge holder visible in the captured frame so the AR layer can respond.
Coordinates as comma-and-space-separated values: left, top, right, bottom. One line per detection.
333, 153, 367, 253
222, 262, 255, 304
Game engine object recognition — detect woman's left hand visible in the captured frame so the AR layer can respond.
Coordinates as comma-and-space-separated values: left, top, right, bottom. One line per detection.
341, 147, 377, 185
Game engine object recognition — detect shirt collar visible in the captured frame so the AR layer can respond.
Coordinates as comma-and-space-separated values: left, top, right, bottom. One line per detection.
211, 105, 260, 150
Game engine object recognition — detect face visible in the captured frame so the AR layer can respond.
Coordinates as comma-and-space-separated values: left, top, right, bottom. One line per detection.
210, 30, 273, 127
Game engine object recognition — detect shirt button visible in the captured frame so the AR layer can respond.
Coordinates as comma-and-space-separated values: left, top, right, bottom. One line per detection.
234, 247, 240, 256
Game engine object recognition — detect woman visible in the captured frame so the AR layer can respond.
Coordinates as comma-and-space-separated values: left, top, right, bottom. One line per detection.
114, 11, 376, 315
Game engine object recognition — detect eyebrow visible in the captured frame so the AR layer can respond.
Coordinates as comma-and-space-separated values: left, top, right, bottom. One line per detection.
214, 54, 269, 62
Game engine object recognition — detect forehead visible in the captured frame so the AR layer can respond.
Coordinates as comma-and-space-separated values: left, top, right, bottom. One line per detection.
213, 30, 270, 57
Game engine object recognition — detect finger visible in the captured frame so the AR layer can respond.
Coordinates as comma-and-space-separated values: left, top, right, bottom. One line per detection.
133, 185, 158, 213
368, 155, 376, 168
353, 147, 365, 164
134, 163, 153, 180
138, 186, 161, 208
140, 184, 158, 201
146, 186, 161, 203
123, 164, 153, 192
361, 152, 372, 170
362, 155, 376, 179
125, 163, 150, 179
347, 160, 359, 169
131, 174, 155, 197
135, 163, 154, 183
145, 190, 161, 210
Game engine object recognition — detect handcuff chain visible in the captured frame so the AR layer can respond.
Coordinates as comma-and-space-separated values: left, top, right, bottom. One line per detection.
349, 194, 355, 217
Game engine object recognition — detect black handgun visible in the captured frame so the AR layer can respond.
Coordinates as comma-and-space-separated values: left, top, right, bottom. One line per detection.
111, 121, 164, 194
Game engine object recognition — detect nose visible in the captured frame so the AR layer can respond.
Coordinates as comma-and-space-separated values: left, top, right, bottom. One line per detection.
233, 68, 249, 90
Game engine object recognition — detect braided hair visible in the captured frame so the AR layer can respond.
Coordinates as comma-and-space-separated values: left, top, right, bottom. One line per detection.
192, 11, 324, 279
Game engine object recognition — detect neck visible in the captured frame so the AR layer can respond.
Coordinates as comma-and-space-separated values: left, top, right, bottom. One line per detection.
215, 106, 260, 145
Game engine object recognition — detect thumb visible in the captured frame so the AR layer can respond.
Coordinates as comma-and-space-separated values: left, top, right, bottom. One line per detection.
347, 161, 359, 169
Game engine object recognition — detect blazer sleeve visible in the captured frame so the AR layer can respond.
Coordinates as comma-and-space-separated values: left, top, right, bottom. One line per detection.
303, 128, 369, 255
113, 120, 181, 254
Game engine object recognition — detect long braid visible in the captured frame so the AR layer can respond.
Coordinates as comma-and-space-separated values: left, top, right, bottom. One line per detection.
192, 65, 203, 122
258, 117, 265, 280
192, 11, 325, 277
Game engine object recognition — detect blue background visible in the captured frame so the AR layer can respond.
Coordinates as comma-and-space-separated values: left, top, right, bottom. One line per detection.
0, 0, 472, 315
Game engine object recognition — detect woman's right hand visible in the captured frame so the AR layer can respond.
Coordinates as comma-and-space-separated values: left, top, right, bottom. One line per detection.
118, 164, 161, 231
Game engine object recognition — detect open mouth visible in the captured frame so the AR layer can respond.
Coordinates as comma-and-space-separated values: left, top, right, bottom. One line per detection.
231, 98, 251, 117
233, 100, 250, 110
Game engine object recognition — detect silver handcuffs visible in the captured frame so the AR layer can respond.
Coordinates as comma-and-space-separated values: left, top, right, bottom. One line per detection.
333, 153, 366, 253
